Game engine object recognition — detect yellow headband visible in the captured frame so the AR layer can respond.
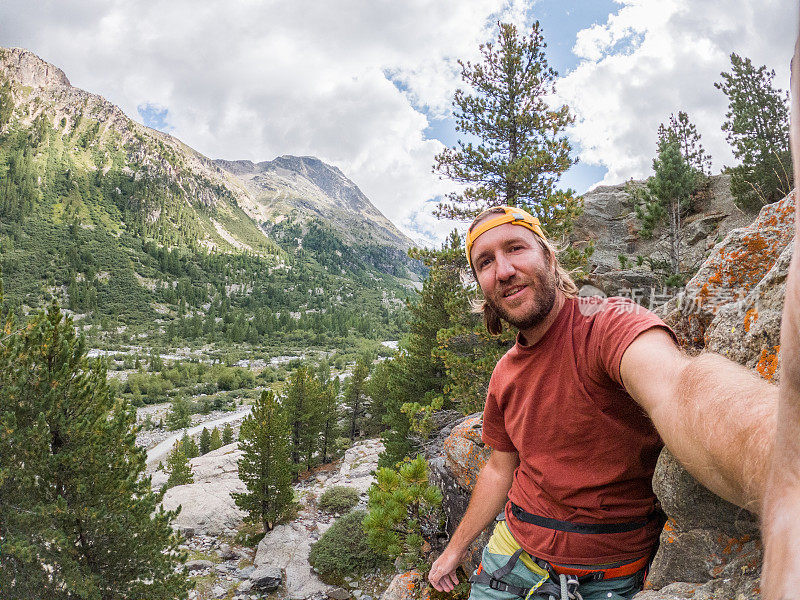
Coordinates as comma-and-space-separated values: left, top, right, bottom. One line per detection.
466, 206, 546, 269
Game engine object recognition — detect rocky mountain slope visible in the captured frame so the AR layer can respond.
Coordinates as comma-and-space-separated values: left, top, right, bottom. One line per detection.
0, 46, 420, 344
216, 156, 411, 250
0, 46, 419, 277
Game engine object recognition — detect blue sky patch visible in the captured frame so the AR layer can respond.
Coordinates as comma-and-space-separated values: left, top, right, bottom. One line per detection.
137, 103, 173, 132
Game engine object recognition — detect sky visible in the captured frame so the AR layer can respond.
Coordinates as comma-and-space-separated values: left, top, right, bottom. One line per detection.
0, 0, 796, 246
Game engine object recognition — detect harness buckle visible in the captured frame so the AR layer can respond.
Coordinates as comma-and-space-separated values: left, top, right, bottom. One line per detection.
489, 578, 507, 591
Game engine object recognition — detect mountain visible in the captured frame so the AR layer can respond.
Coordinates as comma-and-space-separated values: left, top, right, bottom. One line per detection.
0, 46, 419, 348
215, 155, 411, 250
0, 47, 417, 270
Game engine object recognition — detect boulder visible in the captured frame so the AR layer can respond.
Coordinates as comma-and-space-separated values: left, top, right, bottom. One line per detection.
185, 559, 214, 572
254, 521, 330, 599
380, 571, 427, 600
428, 414, 492, 571
218, 543, 238, 561
160, 443, 246, 535
250, 565, 283, 591
324, 438, 384, 495
328, 587, 351, 599
442, 415, 490, 491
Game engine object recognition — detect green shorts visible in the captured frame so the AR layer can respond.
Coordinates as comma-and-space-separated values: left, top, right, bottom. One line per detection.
468, 541, 644, 600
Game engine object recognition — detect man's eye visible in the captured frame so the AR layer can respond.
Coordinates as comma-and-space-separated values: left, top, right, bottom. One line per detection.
478, 258, 492, 269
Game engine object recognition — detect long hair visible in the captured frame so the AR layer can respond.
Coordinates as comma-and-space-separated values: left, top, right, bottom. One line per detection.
467, 208, 578, 335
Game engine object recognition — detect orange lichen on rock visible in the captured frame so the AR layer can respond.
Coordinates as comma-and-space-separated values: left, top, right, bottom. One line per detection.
743, 308, 758, 332
755, 345, 780, 381
663, 518, 677, 544
443, 416, 490, 491
721, 534, 751, 555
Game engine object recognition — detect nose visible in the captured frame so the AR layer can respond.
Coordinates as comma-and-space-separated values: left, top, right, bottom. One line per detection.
495, 252, 516, 281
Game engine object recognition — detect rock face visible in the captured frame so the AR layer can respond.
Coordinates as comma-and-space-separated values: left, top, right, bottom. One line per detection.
571, 175, 752, 296
660, 191, 795, 362
427, 414, 491, 571
215, 156, 413, 251
160, 443, 246, 536
0, 47, 71, 88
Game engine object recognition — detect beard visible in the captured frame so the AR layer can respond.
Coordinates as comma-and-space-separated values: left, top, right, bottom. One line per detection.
485, 266, 558, 331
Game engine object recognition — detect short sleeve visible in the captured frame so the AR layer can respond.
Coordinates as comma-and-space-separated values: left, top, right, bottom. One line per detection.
586, 297, 678, 388
481, 386, 517, 452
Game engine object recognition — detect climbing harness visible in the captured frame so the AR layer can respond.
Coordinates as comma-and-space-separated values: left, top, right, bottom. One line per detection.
469, 549, 582, 600
508, 501, 660, 536
468, 507, 663, 600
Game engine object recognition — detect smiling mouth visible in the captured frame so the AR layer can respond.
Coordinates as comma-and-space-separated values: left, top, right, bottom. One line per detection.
502, 285, 527, 298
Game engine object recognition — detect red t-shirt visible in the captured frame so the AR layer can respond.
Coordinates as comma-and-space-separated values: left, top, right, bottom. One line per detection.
481, 296, 676, 565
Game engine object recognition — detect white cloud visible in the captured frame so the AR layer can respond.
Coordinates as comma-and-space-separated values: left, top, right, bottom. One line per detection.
0, 0, 532, 247
559, 0, 797, 186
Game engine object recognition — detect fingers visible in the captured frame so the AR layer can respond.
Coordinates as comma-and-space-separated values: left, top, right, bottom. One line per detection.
429, 571, 459, 592
428, 559, 461, 593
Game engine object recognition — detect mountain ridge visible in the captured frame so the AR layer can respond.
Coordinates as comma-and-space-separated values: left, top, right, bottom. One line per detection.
0, 46, 416, 267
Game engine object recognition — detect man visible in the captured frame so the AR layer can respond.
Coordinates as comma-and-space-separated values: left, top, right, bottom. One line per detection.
429, 36, 800, 599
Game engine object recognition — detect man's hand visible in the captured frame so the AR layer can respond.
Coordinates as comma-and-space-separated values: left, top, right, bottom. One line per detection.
428, 547, 467, 592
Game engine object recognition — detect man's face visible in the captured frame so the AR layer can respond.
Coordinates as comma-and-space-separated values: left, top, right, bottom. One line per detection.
470, 223, 558, 331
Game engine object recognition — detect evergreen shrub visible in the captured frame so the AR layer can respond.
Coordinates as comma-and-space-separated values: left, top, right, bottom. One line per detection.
308, 510, 391, 582
318, 486, 360, 514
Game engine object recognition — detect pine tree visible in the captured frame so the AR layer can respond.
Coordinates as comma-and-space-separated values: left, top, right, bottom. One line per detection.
222, 423, 234, 445
166, 396, 191, 430
199, 426, 212, 455
209, 426, 223, 452
232, 390, 294, 532
715, 53, 792, 209
344, 356, 370, 442
632, 139, 696, 283
179, 431, 199, 459
433, 21, 581, 240
363, 456, 443, 570
317, 364, 340, 464
284, 366, 323, 472
165, 442, 194, 490
657, 111, 712, 176
0, 303, 190, 599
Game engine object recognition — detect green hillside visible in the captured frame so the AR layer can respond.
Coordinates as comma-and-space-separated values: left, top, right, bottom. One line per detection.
0, 54, 416, 354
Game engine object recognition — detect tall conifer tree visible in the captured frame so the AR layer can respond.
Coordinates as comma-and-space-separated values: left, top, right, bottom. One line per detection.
433, 21, 580, 238
715, 53, 792, 208
0, 303, 190, 599
284, 366, 324, 472
344, 357, 370, 442
233, 390, 293, 532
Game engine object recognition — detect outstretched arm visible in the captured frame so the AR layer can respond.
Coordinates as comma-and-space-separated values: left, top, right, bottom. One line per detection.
428, 448, 519, 592
760, 34, 800, 600
620, 331, 776, 512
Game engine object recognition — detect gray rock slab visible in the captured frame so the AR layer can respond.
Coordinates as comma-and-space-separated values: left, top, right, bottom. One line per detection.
250, 565, 282, 591
185, 559, 214, 571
